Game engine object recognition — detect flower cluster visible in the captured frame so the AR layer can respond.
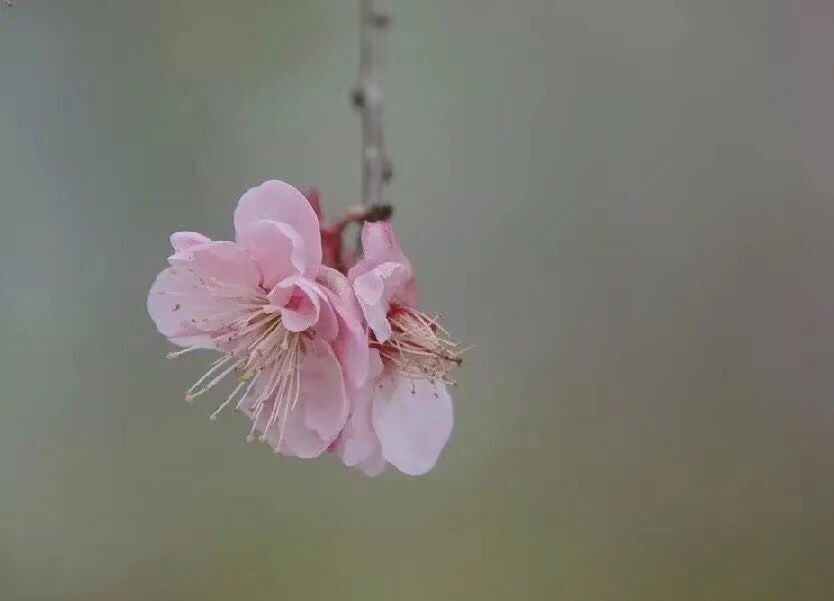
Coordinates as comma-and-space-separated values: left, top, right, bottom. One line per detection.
147, 181, 465, 476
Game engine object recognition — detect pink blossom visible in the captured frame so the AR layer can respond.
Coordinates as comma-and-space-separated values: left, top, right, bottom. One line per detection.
147, 180, 365, 458
335, 222, 463, 476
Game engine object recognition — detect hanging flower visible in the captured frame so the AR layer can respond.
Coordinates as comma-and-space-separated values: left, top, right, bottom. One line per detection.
147, 180, 363, 458
334, 222, 466, 476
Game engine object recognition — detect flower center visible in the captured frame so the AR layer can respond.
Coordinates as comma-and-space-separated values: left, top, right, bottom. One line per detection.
166, 298, 304, 451
371, 306, 466, 385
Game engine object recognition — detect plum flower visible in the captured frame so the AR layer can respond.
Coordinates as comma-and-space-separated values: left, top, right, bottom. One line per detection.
335, 222, 466, 476
147, 180, 361, 458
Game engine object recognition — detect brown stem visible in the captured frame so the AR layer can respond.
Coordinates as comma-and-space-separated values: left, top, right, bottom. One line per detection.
353, 0, 392, 253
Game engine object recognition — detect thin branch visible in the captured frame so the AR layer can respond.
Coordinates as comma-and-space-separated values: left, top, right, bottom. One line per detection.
353, 0, 392, 214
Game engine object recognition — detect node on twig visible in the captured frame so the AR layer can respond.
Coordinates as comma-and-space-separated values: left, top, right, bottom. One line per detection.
350, 88, 365, 108
365, 204, 393, 222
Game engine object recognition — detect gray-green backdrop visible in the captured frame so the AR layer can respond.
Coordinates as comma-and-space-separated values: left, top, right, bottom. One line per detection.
2, 1, 832, 599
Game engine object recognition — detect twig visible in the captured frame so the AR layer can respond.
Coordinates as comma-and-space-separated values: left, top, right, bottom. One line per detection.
352, 0, 392, 250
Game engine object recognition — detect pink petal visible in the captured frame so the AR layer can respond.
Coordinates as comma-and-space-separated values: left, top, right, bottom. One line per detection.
372, 375, 454, 476
349, 224, 416, 340
250, 397, 328, 459
170, 231, 211, 253
280, 277, 339, 341
335, 351, 385, 467
299, 338, 349, 442
399, 277, 419, 308
265, 275, 297, 308
359, 298, 391, 342
236, 219, 305, 290
336, 382, 379, 467
361, 221, 406, 264
275, 404, 333, 458
358, 448, 387, 477
353, 267, 385, 306
317, 266, 370, 387
304, 187, 322, 220
147, 242, 261, 347
352, 261, 410, 342
249, 339, 349, 459
277, 279, 320, 333
310, 287, 339, 342
168, 241, 261, 289
239, 379, 323, 456
234, 180, 322, 276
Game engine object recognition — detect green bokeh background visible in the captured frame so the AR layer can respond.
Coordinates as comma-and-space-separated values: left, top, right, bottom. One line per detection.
2, 1, 833, 599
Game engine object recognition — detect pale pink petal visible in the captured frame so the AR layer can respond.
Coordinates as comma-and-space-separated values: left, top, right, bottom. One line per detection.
353, 261, 410, 342
310, 286, 339, 342
336, 383, 378, 467
353, 267, 385, 305
349, 225, 416, 339
265, 275, 297, 308
276, 279, 320, 333
335, 351, 384, 467
280, 278, 338, 341
147, 241, 261, 347
170, 231, 210, 253
247, 339, 349, 459
358, 448, 387, 477
372, 375, 454, 476
167, 332, 215, 349
299, 338, 349, 442
247, 398, 327, 459
168, 241, 261, 289
399, 277, 418, 308
317, 266, 370, 387
274, 403, 332, 458
304, 187, 322, 219
236, 219, 305, 289
234, 180, 322, 276
367, 348, 385, 382
359, 299, 391, 342
361, 221, 406, 264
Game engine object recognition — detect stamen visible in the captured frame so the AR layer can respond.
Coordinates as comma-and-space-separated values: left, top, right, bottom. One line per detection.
167, 345, 201, 359
163, 286, 307, 447
261, 344, 295, 438
209, 378, 247, 421
262, 336, 302, 443
274, 391, 293, 453
373, 306, 467, 385
183, 354, 234, 396
234, 376, 260, 411
185, 358, 242, 402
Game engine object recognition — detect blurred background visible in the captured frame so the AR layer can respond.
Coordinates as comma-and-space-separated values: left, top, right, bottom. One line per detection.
1, 1, 833, 599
